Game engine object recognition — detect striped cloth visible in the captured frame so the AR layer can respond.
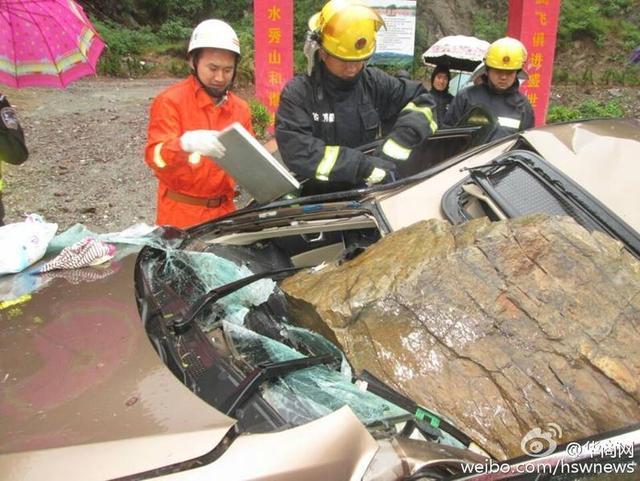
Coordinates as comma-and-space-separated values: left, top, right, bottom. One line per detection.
38, 261, 120, 284
39, 237, 115, 273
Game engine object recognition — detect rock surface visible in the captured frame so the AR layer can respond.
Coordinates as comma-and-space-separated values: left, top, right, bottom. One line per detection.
281, 215, 640, 459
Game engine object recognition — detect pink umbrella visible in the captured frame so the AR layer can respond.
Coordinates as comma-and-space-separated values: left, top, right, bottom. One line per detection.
0, 0, 105, 88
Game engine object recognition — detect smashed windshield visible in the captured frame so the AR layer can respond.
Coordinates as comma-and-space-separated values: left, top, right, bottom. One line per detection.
140, 243, 411, 429
224, 321, 408, 426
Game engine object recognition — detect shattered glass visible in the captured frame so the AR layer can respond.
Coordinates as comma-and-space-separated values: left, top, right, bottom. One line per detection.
160, 250, 276, 326
284, 324, 353, 378
224, 321, 409, 426
15, 220, 415, 429
133, 229, 410, 429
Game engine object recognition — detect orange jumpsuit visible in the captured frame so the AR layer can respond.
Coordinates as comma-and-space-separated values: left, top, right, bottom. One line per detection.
145, 75, 254, 228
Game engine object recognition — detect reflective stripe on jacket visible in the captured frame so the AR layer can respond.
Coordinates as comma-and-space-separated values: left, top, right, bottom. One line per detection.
145, 76, 253, 228
443, 81, 535, 140
275, 65, 435, 195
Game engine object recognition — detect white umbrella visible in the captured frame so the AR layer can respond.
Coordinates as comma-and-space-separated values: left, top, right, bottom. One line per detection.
422, 35, 490, 72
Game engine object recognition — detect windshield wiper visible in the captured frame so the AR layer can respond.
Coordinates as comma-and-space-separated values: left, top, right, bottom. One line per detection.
220, 354, 336, 418
173, 266, 302, 333
358, 370, 472, 447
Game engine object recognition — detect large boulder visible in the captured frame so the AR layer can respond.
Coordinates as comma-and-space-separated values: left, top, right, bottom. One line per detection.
280, 215, 640, 459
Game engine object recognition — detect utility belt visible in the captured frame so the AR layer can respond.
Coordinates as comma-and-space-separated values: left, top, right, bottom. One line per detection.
165, 189, 232, 209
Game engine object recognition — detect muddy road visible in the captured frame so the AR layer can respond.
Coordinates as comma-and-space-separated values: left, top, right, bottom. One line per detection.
3, 77, 639, 233
3, 78, 176, 232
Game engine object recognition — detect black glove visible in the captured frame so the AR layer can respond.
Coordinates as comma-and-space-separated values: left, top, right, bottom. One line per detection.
382, 93, 437, 160
369, 156, 396, 171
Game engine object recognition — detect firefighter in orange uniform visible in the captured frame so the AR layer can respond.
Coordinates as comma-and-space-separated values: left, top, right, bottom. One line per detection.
145, 19, 254, 228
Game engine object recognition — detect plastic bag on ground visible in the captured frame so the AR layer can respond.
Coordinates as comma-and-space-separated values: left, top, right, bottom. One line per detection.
0, 214, 58, 276
46, 222, 157, 255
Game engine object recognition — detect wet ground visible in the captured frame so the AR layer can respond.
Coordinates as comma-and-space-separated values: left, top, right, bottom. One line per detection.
3, 78, 175, 232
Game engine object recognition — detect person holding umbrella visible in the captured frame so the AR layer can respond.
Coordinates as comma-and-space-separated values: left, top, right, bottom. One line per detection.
275, 0, 437, 196
0, 93, 29, 226
144, 19, 254, 228
429, 65, 454, 127
444, 37, 534, 141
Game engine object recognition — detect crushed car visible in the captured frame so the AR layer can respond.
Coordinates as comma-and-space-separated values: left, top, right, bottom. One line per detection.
1, 117, 639, 480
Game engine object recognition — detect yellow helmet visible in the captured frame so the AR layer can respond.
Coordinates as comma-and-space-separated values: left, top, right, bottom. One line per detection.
308, 0, 385, 61
484, 37, 527, 70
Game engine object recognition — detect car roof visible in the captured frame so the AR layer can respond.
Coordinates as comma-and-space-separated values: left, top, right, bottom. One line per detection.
378, 118, 640, 234
521, 118, 640, 233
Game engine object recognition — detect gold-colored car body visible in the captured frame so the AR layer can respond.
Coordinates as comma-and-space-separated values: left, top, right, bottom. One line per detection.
2, 118, 638, 480
378, 118, 640, 233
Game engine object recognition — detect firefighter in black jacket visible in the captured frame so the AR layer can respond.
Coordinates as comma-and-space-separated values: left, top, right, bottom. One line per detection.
429, 65, 454, 128
444, 37, 535, 140
0, 93, 29, 226
275, 0, 437, 196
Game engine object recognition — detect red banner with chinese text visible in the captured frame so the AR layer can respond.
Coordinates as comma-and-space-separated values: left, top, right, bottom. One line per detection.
254, 0, 293, 132
507, 0, 561, 126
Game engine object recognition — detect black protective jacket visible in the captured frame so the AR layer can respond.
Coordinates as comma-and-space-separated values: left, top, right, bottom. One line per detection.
0, 94, 29, 224
443, 80, 534, 141
430, 88, 453, 128
275, 63, 436, 195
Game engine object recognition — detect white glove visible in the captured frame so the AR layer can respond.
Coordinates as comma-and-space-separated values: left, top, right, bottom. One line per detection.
180, 130, 226, 158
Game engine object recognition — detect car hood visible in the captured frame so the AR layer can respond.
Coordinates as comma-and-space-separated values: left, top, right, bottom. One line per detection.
0, 253, 236, 480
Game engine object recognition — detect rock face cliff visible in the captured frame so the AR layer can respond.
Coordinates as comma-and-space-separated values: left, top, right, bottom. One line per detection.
281, 215, 640, 459
417, 0, 505, 54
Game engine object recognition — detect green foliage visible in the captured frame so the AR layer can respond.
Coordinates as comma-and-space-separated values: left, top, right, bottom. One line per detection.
94, 19, 156, 56
600, 68, 627, 85
553, 68, 570, 83
293, 50, 307, 75
547, 99, 625, 123
293, 0, 325, 45
412, 19, 429, 75
250, 99, 273, 139
235, 15, 255, 83
93, 18, 157, 76
291, 0, 326, 73
621, 19, 640, 50
558, 0, 609, 47
131, 0, 245, 25
168, 59, 190, 77
157, 19, 192, 41
557, 0, 640, 49
86, 0, 640, 89
554, 65, 640, 86
472, 9, 506, 43
600, 0, 636, 17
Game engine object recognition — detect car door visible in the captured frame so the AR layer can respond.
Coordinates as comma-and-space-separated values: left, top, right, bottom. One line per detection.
359, 107, 497, 179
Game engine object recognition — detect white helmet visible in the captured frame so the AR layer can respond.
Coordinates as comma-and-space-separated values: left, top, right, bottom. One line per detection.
188, 19, 241, 56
